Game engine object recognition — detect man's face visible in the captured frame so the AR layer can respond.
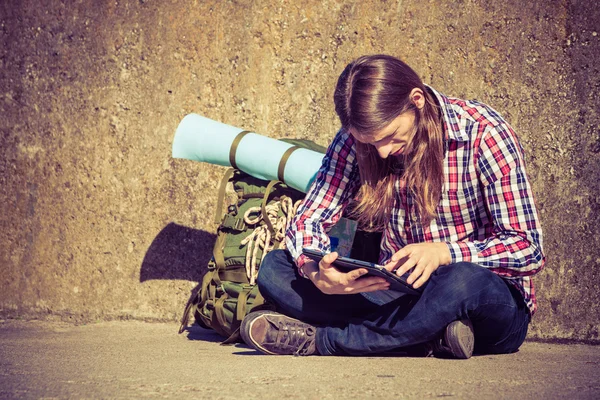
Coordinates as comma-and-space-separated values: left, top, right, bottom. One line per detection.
350, 111, 417, 159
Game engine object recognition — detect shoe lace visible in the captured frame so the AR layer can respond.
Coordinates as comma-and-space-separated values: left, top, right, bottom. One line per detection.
274, 321, 316, 356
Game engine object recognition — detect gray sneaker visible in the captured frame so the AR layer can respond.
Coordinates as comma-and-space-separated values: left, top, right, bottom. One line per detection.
240, 310, 319, 356
432, 319, 475, 359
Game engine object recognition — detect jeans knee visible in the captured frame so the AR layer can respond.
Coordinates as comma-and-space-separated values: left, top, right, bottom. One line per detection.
257, 249, 294, 298
432, 262, 503, 299
257, 250, 280, 289
440, 262, 489, 279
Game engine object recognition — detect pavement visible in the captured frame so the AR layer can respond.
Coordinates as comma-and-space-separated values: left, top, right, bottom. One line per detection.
0, 319, 598, 399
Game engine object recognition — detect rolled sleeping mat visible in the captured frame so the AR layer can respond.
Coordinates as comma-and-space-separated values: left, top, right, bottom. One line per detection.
172, 113, 325, 193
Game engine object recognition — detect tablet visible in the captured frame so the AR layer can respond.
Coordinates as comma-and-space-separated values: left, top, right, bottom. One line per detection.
302, 248, 423, 296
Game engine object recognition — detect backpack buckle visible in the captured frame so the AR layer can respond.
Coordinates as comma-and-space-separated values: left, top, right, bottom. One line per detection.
227, 204, 238, 216
220, 214, 246, 231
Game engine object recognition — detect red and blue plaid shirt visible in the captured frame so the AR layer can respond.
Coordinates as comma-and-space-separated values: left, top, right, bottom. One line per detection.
286, 86, 545, 315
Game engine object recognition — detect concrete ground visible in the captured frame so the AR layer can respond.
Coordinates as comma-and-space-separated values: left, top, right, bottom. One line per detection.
0, 320, 598, 399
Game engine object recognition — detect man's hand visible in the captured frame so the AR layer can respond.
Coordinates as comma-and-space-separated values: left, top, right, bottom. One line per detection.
305, 252, 390, 295
383, 242, 452, 289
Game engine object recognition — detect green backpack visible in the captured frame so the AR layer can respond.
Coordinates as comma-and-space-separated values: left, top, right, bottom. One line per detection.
179, 136, 326, 343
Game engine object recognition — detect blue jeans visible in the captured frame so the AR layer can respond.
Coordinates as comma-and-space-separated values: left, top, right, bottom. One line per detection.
257, 250, 530, 356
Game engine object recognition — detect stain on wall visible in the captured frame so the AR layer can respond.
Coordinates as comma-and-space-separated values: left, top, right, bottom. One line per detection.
0, 0, 598, 341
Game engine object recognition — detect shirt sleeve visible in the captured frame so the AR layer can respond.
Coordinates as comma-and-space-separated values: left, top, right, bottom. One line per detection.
285, 129, 361, 277
446, 122, 545, 278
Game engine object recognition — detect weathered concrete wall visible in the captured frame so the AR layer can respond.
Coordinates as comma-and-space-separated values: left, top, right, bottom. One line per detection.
0, 0, 598, 341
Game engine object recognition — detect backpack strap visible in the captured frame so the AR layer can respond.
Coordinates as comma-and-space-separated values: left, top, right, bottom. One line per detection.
220, 214, 246, 231
178, 294, 197, 334
212, 293, 231, 338
219, 267, 248, 282
212, 232, 227, 278
220, 286, 269, 345
178, 269, 214, 334
277, 145, 300, 182
221, 328, 242, 345
229, 130, 251, 169
235, 285, 253, 323
212, 167, 237, 274
261, 180, 281, 235
214, 168, 235, 225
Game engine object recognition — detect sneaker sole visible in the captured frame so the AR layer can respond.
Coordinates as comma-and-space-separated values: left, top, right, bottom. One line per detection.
445, 319, 475, 359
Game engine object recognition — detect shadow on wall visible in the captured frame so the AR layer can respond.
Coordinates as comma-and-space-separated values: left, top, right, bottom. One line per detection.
138, 222, 383, 283
140, 222, 215, 282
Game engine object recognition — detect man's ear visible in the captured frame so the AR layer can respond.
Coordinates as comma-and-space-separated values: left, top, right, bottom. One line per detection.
410, 88, 425, 110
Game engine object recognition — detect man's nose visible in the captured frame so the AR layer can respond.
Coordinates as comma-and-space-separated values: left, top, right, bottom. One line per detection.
376, 143, 393, 159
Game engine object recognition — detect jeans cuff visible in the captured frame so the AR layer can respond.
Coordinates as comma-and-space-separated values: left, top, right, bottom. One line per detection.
315, 327, 334, 356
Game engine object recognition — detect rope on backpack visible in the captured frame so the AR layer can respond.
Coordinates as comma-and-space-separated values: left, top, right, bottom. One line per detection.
241, 196, 302, 284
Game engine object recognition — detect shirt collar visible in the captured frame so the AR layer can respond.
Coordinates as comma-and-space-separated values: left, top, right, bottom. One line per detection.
426, 85, 470, 142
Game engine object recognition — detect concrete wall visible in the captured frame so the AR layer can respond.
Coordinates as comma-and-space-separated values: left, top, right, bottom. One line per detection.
1, 0, 598, 341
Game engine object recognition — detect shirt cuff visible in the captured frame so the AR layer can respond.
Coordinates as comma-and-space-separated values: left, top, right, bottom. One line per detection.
447, 241, 479, 264
295, 254, 311, 279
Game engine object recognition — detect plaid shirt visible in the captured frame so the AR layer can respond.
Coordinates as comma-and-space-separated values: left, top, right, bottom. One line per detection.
286, 86, 545, 315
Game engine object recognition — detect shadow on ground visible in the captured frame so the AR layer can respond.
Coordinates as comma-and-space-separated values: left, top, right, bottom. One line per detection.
183, 325, 260, 354
183, 325, 225, 343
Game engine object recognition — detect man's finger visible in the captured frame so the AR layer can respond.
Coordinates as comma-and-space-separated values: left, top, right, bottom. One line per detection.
347, 272, 387, 285
345, 279, 390, 293
397, 257, 417, 277
348, 282, 390, 294
383, 248, 410, 272
391, 248, 408, 263
406, 261, 427, 285
413, 265, 434, 289
320, 251, 338, 269
382, 260, 397, 273
346, 268, 369, 281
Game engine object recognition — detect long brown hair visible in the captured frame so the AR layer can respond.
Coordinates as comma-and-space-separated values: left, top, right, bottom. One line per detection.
334, 55, 444, 230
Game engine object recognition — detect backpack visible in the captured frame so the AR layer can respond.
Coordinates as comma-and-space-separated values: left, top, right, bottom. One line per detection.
179, 138, 326, 343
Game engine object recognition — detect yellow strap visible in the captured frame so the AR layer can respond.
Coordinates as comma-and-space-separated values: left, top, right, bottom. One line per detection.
277, 145, 300, 182
208, 273, 218, 299
261, 180, 280, 235
178, 296, 195, 334
221, 328, 241, 345
212, 232, 227, 276
200, 270, 215, 305
178, 271, 215, 334
215, 168, 235, 225
219, 269, 249, 283
229, 130, 251, 169
236, 286, 253, 323
250, 289, 268, 312
221, 286, 255, 345
213, 294, 231, 337
198, 271, 218, 330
